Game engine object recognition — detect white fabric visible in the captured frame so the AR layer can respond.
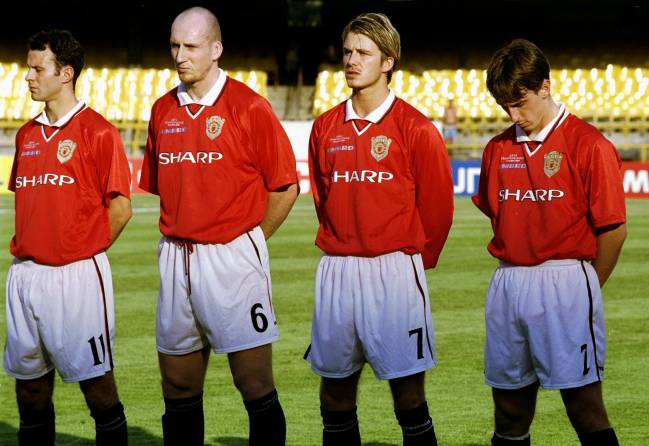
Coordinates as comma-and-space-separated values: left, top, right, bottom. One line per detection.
307, 251, 436, 380
484, 259, 606, 390
4, 252, 115, 382
156, 226, 279, 354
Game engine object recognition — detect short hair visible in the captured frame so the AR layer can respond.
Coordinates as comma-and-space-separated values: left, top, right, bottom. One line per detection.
28, 29, 84, 87
342, 13, 401, 83
486, 39, 550, 106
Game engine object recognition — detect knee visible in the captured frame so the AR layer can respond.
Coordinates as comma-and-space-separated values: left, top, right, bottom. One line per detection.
233, 373, 273, 401
320, 383, 357, 411
80, 374, 119, 412
16, 375, 54, 410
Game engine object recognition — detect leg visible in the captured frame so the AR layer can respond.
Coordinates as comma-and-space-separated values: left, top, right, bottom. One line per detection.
228, 344, 285, 445
15, 371, 55, 446
80, 371, 127, 445
561, 382, 618, 445
491, 382, 539, 444
390, 372, 437, 446
319, 370, 362, 446
159, 348, 210, 446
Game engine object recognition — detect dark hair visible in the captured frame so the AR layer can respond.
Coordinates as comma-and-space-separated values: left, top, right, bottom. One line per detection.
486, 39, 550, 106
342, 13, 401, 83
28, 29, 84, 86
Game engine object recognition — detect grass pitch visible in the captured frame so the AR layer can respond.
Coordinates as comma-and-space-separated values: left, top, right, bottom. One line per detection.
0, 195, 647, 445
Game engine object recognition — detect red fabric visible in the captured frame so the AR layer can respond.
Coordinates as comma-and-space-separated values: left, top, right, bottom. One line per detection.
472, 114, 626, 265
10, 107, 131, 265
309, 99, 454, 269
140, 77, 297, 244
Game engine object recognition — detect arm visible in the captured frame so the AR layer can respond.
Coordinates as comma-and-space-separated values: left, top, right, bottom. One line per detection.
592, 223, 626, 287
260, 183, 299, 239
107, 194, 132, 246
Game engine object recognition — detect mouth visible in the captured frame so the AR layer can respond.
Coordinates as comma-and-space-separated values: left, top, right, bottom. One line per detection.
345, 70, 360, 77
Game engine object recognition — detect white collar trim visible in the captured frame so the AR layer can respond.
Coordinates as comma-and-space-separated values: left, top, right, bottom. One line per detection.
35, 100, 86, 127
177, 68, 227, 106
344, 90, 395, 123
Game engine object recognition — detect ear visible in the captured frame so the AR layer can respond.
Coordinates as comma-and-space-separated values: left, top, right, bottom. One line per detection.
381, 57, 394, 74
211, 40, 223, 62
538, 79, 551, 98
59, 65, 75, 86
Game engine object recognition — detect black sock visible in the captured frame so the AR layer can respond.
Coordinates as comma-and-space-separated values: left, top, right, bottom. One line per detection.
243, 389, 286, 446
395, 401, 438, 446
162, 393, 204, 446
491, 432, 531, 445
321, 407, 361, 446
578, 428, 619, 446
18, 404, 55, 446
91, 401, 127, 446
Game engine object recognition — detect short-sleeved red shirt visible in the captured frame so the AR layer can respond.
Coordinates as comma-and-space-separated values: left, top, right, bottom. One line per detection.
10, 102, 132, 265
472, 109, 626, 265
309, 92, 454, 269
140, 70, 297, 243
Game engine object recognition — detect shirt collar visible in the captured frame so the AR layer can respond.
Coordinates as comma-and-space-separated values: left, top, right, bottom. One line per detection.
177, 68, 227, 106
344, 90, 396, 123
35, 100, 86, 127
515, 103, 567, 142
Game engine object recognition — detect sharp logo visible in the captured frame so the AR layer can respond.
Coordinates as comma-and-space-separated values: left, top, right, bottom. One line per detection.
159, 151, 223, 164
15, 174, 75, 188
499, 189, 565, 202
331, 170, 394, 183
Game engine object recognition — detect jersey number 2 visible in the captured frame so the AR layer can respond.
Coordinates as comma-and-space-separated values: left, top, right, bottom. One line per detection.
88, 335, 106, 366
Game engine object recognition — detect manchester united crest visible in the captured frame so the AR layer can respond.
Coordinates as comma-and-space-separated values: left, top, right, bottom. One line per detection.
370, 135, 392, 162
206, 115, 225, 140
57, 139, 77, 164
543, 151, 563, 177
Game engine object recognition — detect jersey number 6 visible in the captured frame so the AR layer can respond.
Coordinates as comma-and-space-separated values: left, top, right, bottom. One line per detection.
251, 303, 269, 332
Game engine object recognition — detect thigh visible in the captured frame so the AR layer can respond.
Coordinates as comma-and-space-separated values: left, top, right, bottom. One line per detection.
358, 253, 436, 380
484, 266, 536, 389
524, 261, 606, 389
5, 255, 116, 383
159, 348, 211, 398
306, 255, 364, 379
320, 370, 363, 411
228, 344, 275, 400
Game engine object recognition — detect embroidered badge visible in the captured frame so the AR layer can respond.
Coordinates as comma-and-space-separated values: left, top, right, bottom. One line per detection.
543, 151, 563, 177
57, 139, 77, 163
206, 115, 225, 140
370, 135, 391, 162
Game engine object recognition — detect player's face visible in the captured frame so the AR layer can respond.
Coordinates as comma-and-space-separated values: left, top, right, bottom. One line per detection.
170, 20, 221, 86
25, 48, 65, 103
343, 32, 393, 91
501, 81, 551, 136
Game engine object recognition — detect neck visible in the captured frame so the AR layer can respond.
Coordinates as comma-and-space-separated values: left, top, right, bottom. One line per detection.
186, 67, 221, 102
351, 82, 390, 118
44, 90, 79, 124
530, 99, 560, 138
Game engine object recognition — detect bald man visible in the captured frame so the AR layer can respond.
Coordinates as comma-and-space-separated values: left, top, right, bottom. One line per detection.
140, 6, 298, 446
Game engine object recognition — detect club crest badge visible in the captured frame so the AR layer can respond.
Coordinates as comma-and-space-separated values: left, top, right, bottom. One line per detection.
206, 115, 225, 140
370, 135, 391, 162
543, 151, 563, 177
57, 139, 77, 164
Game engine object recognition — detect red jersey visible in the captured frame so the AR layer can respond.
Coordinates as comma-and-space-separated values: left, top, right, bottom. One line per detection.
140, 69, 297, 243
9, 102, 132, 266
472, 107, 626, 266
309, 91, 454, 269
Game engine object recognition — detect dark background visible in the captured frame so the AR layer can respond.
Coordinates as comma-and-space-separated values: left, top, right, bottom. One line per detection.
1, 0, 647, 84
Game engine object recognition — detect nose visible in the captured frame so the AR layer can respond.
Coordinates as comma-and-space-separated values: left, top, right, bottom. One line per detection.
508, 107, 520, 123
173, 46, 185, 64
345, 50, 360, 67
25, 69, 35, 82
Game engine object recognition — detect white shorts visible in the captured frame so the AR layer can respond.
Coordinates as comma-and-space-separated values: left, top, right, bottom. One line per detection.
484, 259, 606, 390
4, 253, 116, 383
306, 251, 436, 380
157, 226, 278, 354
